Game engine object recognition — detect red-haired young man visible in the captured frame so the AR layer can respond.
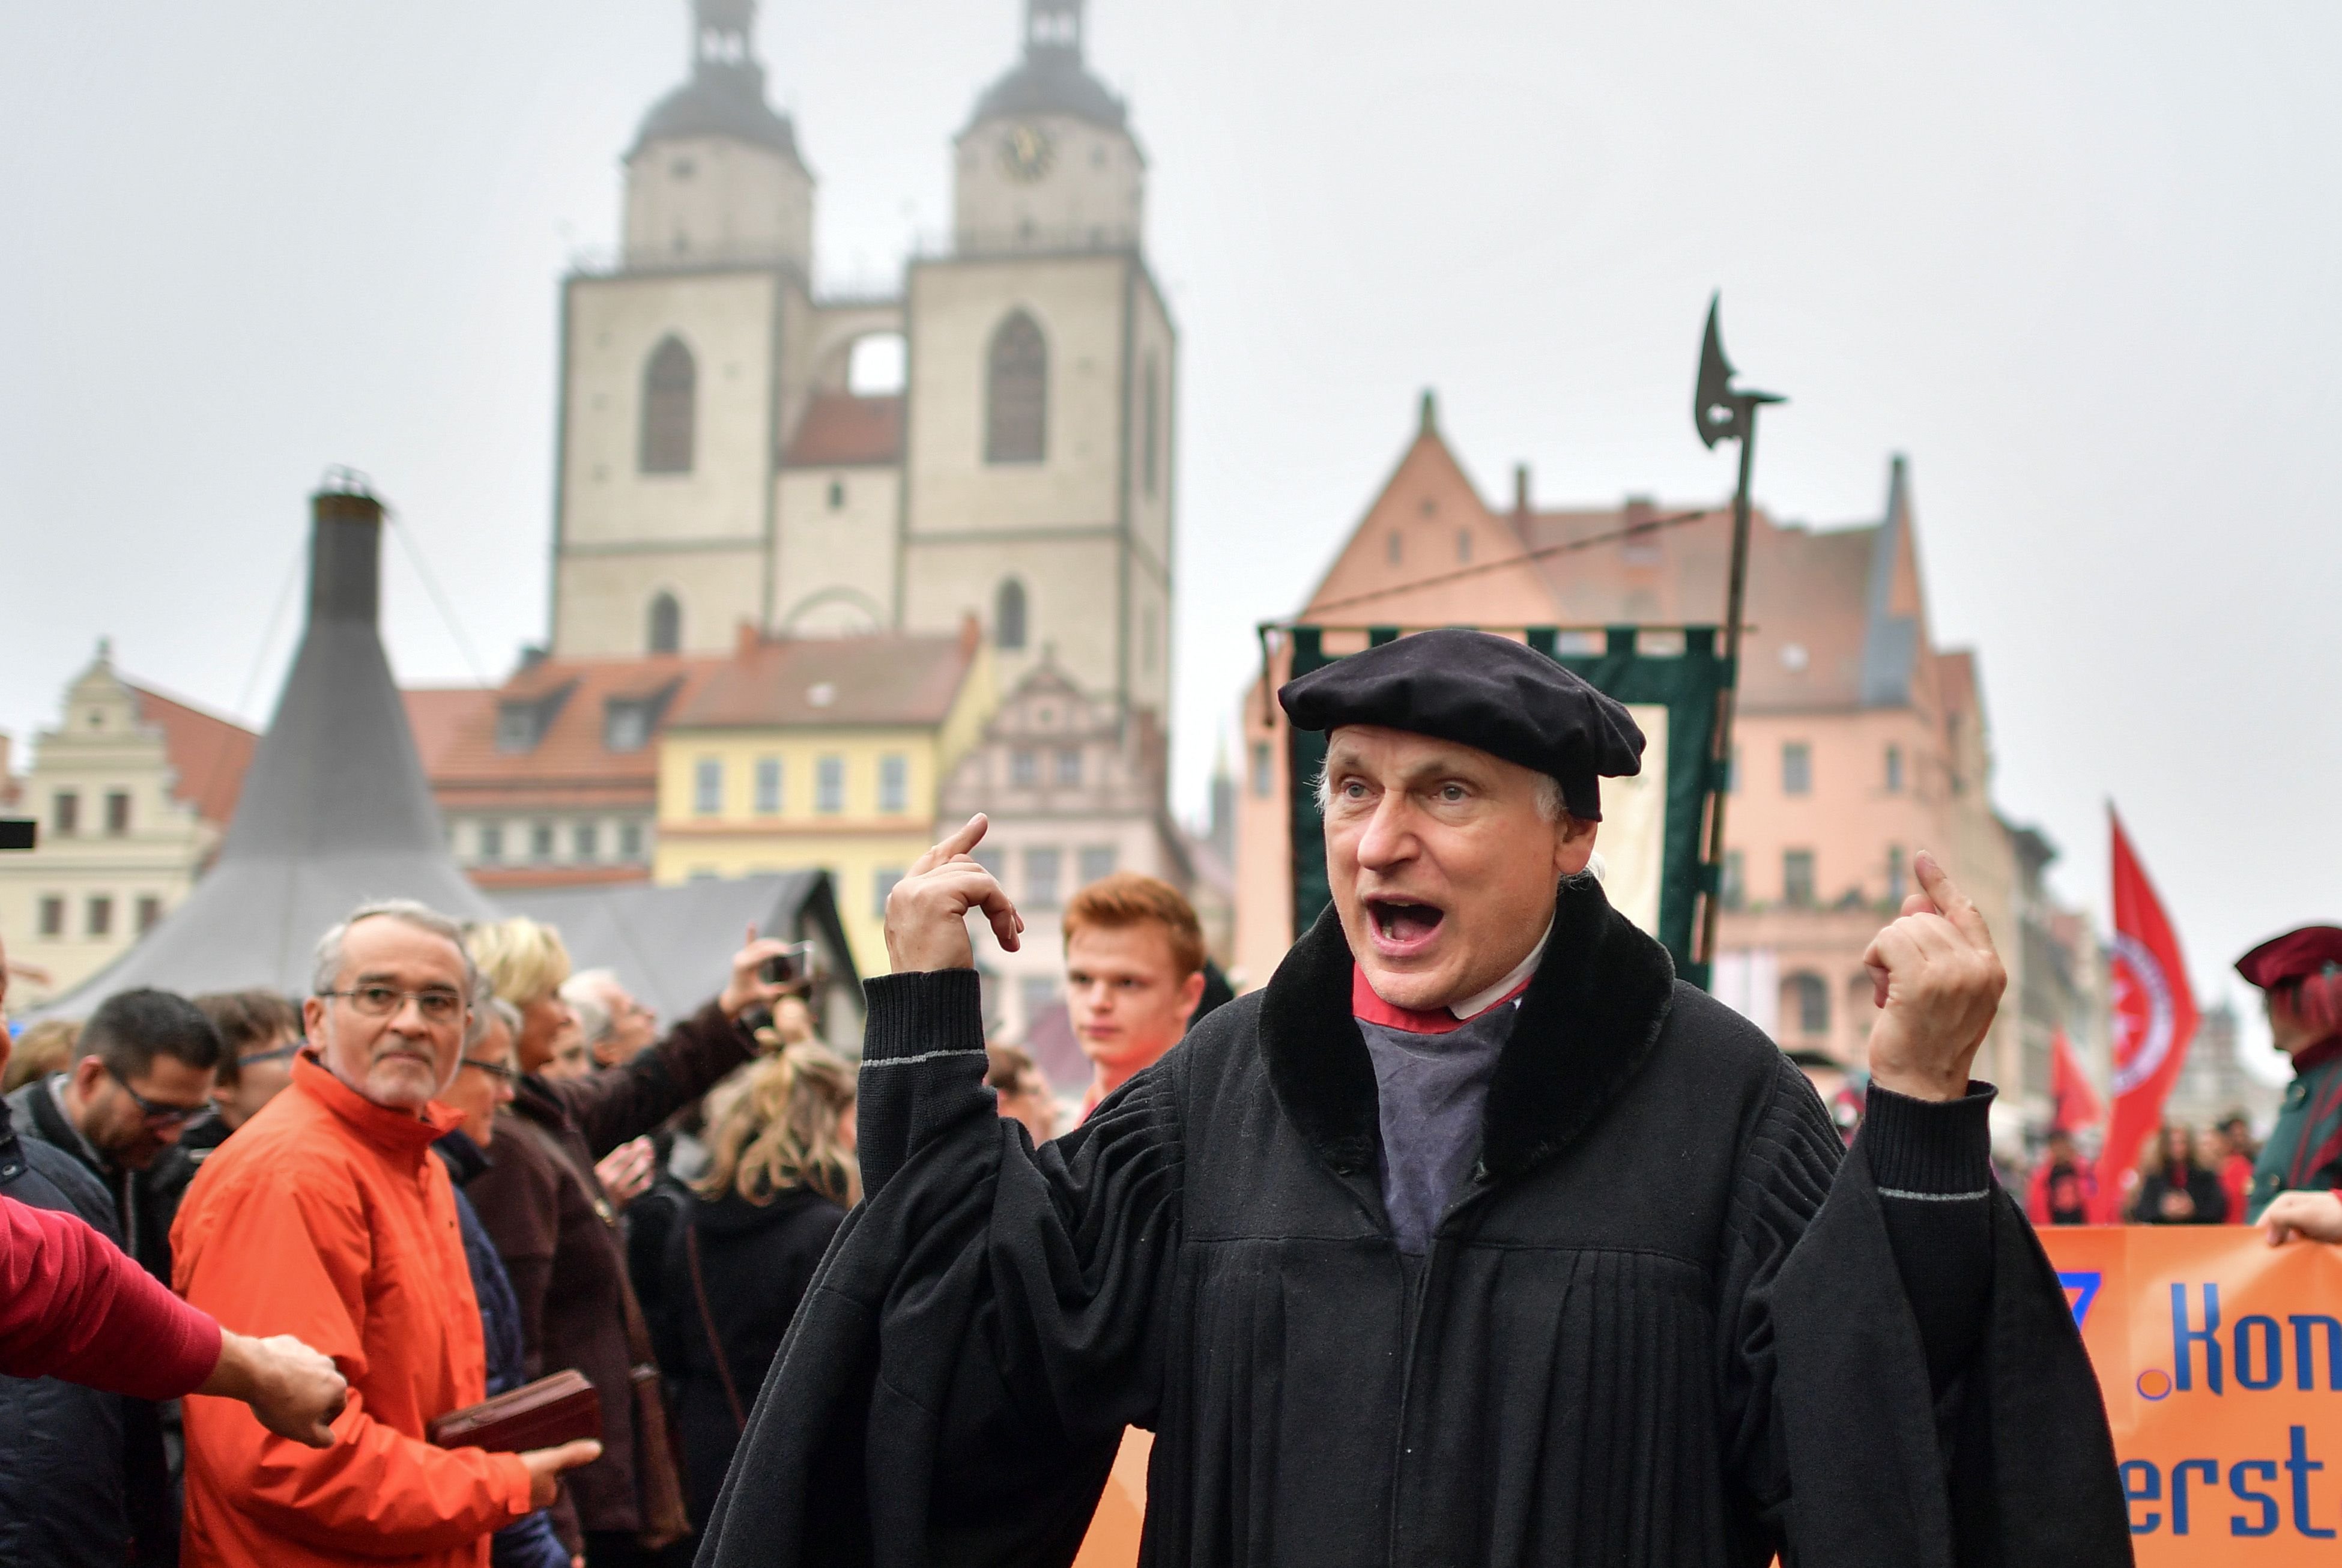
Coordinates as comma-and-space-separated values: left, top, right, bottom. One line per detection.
1062, 873, 1207, 1121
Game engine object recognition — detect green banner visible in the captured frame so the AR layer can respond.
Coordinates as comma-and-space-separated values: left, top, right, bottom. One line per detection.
1283, 625, 1729, 988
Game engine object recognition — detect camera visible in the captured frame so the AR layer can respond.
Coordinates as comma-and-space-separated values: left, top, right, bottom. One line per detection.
758, 942, 817, 988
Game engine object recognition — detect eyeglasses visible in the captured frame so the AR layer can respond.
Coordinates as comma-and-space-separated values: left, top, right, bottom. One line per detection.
459, 1055, 518, 1085
105, 1061, 211, 1128
318, 985, 466, 1026
237, 1042, 303, 1068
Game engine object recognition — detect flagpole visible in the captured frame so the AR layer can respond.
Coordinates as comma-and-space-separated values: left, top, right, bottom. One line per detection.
1690, 296, 1782, 970
1698, 404, 1763, 968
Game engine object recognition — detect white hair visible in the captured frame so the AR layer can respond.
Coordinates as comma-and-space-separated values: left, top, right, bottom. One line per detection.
312, 899, 479, 998
560, 969, 621, 1047
1312, 761, 1571, 826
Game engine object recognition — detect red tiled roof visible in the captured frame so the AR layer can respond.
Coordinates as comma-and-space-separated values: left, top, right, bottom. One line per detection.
671, 632, 979, 731
402, 686, 489, 775
407, 655, 729, 813
127, 684, 258, 829
784, 393, 904, 468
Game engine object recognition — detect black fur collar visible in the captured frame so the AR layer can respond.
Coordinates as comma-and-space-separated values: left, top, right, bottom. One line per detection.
1257, 873, 1677, 1183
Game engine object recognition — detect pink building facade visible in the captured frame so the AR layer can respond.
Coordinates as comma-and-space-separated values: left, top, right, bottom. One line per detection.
1233, 397, 2092, 1123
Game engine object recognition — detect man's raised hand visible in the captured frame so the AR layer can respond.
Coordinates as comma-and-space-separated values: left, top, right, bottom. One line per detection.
1860, 849, 2006, 1103
884, 814, 1025, 973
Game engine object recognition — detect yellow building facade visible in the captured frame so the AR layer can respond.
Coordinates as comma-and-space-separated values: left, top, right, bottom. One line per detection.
652, 629, 994, 974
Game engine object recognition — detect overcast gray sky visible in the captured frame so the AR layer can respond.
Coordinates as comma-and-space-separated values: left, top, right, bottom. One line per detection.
4, 1, 2337, 1058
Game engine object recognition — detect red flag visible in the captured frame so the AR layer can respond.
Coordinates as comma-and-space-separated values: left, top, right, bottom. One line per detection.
2050, 1029, 2103, 1134
2092, 811, 2199, 1221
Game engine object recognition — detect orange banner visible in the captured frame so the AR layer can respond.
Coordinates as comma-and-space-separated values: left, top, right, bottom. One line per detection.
2042, 1227, 2342, 1559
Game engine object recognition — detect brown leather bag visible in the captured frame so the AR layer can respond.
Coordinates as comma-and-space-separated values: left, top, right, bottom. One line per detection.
616, 1218, 694, 1550
428, 1369, 602, 1453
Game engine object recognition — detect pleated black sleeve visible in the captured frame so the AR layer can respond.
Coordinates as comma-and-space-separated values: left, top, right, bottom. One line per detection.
694, 969, 1182, 1568
1719, 1058, 2131, 1566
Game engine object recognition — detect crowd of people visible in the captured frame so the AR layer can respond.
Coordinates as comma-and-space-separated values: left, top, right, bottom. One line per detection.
0, 866, 1214, 1568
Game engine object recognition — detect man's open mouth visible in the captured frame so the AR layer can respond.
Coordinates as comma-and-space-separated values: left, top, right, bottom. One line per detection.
1368, 899, 1445, 946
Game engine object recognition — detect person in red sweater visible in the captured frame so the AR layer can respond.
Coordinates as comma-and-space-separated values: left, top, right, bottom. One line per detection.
0, 1191, 346, 1427
0, 925, 346, 1432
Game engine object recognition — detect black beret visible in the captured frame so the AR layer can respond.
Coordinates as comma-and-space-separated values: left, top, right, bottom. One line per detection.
1278, 629, 1645, 820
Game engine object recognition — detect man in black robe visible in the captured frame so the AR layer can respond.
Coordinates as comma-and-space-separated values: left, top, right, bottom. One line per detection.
699, 629, 2128, 1567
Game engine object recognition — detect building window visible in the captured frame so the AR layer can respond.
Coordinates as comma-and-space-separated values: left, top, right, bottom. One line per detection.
1781, 742, 1812, 796
1387, 533, 1402, 566
985, 310, 1048, 463
640, 334, 697, 474
619, 821, 644, 862
817, 755, 844, 814
996, 578, 1027, 652
879, 754, 909, 814
1055, 748, 1082, 787
827, 479, 846, 510
606, 700, 653, 752
87, 896, 113, 938
1721, 850, 1744, 911
754, 757, 782, 816
1786, 972, 1830, 1037
1884, 744, 1904, 793
37, 897, 63, 937
694, 759, 723, 817
52, 792, 78, 837
647, 592, 682, 656
1782, 849, 1816, 907
1079, 846, 1117, 886
479, 824, 505, 864
573, 822, 599, 862
1011, 748, 1038, 787
1886, 846, 1907, 906
1250, 740, 1273, 798
136, 896, 162, 935
104, 792, 130, 837
1141, 352, 1161, 498
530, 822, 555, 862
1456, 529, 1472, 564
873, 868, 903, 920
1025, 847, 1062, 910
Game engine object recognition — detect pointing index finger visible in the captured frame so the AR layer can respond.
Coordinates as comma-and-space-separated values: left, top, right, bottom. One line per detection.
1913, 849, 1995, 952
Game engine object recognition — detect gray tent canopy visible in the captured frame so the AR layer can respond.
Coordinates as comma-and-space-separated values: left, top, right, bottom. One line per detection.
503, 871, 861, 1048
29, 481, 496, 1019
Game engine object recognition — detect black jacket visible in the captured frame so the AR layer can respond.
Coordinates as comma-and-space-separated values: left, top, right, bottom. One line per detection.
697, 876, 2129, 1568
2134, 1162, 2229, 1224
0, 1094, 141, 1568
650, 1183, 844, 1526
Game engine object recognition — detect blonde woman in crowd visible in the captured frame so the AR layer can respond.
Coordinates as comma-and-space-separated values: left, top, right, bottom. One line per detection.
650, 1045, 856, 1530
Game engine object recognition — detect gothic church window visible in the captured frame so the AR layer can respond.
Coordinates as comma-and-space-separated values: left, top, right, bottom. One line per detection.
996, 579, 1028, 652
641, 336, 697, 474
985, 311, 1048, 464
648, 592, 682, 655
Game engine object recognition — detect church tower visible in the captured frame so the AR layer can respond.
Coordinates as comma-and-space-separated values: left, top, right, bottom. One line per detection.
898, 0, 1176, 718
549, 0, 833, 659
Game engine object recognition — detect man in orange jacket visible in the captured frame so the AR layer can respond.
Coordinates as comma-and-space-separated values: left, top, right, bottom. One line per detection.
172, 901, 601, 1568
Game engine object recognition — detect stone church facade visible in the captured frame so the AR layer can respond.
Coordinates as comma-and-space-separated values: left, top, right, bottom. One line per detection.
549, 0, 1176, 730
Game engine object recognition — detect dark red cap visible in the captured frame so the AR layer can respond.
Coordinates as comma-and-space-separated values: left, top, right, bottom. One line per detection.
2235, 925, 2342, 990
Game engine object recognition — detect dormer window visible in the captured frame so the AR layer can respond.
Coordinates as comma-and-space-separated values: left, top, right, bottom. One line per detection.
607, 702, 652, 754
495, 682, 578, 755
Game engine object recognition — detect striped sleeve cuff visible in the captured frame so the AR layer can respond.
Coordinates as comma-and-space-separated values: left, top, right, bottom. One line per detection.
1860, 1080, 1997, 1199
861, 969, 987, 1064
